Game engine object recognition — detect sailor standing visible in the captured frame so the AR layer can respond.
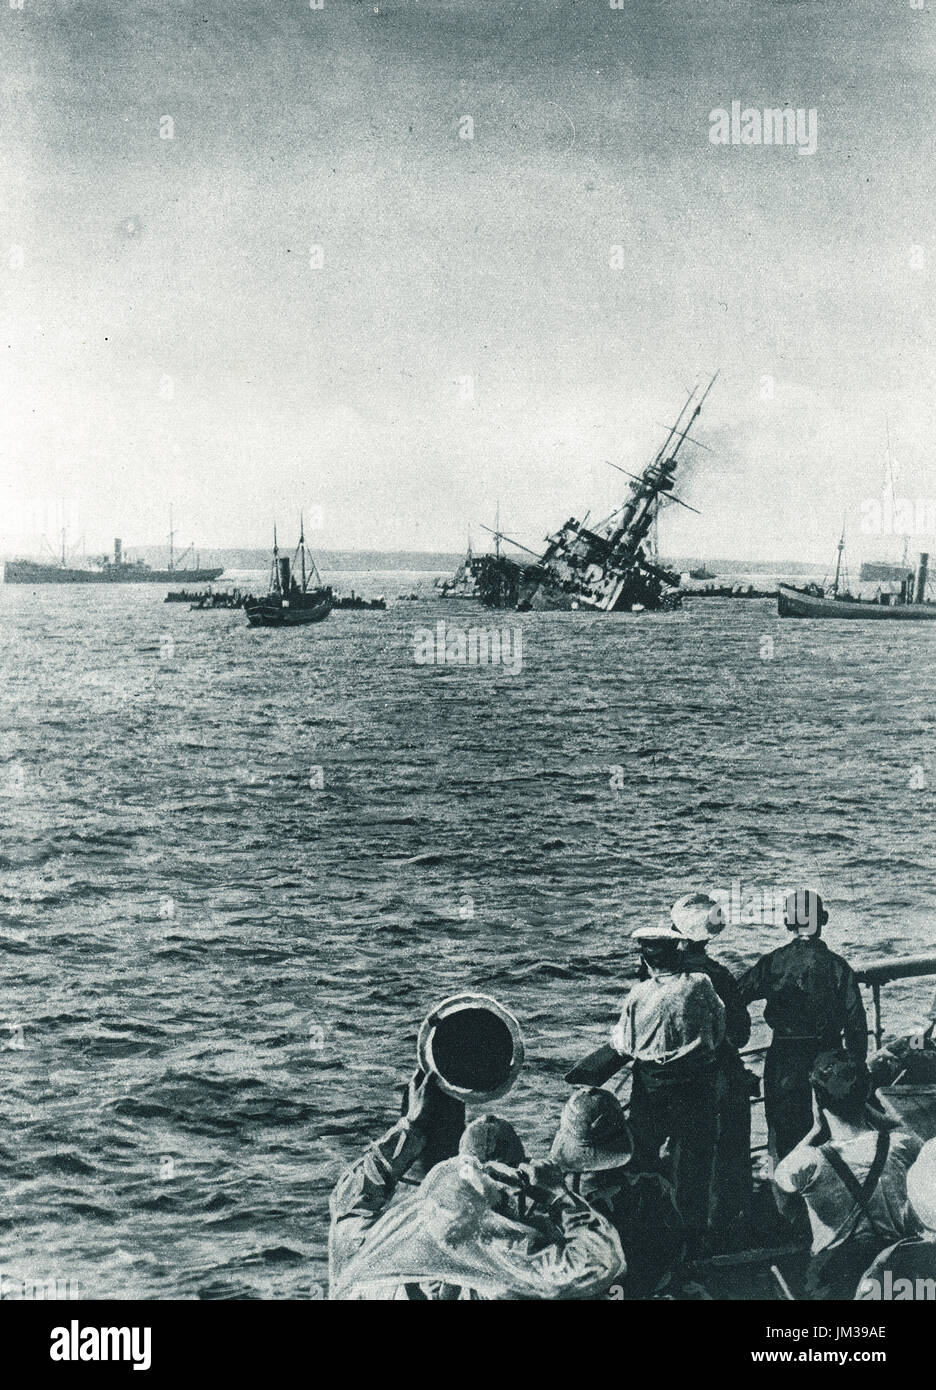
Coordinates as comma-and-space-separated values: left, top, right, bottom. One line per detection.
670, 892, 753, 1242
611, 924, 725, 1252
738, 889, 867, 1166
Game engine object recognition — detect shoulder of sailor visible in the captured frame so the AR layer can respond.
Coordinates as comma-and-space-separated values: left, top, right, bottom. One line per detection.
774, 1142, 822, 1194
624, 975, 658, 1006
743, 944, 784, 977
686, 969, 723, 1006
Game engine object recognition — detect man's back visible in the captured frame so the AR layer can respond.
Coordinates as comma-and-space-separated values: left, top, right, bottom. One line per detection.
613, 970, 725, 1067
775, 1127, 921, 1254
739, 937, 866, 1053
689, 951, 751, 1050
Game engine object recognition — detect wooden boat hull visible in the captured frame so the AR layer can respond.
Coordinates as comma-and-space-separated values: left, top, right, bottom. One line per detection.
245, 595, 332, 627
778, 584, 936, 620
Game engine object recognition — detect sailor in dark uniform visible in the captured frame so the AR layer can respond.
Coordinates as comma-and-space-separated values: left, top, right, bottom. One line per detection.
738, 890, 867, 1166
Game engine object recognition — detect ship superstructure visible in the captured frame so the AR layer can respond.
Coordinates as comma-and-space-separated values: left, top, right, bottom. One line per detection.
483, 375, 718, 612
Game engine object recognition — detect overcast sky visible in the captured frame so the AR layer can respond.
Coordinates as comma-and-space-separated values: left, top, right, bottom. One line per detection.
2, 0, 934, 561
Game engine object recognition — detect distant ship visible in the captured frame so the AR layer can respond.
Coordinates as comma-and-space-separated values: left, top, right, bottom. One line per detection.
778, 530, 935, 620
4, 517, 223, 585
437, 511, 515, 603
436, 535, 482, 599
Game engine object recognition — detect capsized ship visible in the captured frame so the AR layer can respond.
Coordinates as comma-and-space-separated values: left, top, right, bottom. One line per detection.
483, 375, 718, 612
4, 529, 223, 584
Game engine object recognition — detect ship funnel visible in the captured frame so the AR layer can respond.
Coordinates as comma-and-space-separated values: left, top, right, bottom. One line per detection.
916, 553, 929, 604
114, 538, 122, 565
417, 994, 524, 1103
278, 556, 291, 592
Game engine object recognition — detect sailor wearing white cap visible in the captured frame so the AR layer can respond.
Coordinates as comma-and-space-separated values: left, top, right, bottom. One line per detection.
670, 891, 753, 1240
611, 921, 725, 1251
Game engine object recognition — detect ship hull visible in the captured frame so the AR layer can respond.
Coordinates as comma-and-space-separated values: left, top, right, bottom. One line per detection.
4, 562, 223, 584
244, 593, 332, 627
778, 583, 936, 620
517, 572, 678, 613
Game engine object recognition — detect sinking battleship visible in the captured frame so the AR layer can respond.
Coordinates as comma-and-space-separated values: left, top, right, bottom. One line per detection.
478, 375, 718, 612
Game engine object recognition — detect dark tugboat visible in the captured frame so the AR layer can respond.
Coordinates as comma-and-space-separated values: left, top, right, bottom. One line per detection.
244, 521, 332, 627
778, 529, 936, 621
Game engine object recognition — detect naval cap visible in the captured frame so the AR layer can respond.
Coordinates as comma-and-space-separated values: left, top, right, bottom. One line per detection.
631, 924, 686, 942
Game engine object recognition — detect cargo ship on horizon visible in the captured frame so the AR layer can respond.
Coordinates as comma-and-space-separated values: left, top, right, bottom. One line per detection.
3, 522, 224, 585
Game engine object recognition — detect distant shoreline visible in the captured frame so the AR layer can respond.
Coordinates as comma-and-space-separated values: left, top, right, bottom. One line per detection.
2, 547, 833, 576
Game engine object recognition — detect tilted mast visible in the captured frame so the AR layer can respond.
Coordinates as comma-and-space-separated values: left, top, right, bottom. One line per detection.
606, 371, 718, 556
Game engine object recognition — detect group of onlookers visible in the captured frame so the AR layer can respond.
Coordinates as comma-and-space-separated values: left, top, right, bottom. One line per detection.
328, 888, 936, 1299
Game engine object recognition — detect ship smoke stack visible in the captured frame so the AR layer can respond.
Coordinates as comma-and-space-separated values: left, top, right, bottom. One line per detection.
278, 557, 291, 592
114, 538, 122, 565
916, 553, 929, 604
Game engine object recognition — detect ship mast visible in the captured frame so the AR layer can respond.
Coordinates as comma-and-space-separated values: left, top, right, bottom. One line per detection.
885, 418, 910, 571
832, 522, 846, 597
606, 371, 717, 553
168, 506, 175, 573
299, 512, 307, 592
479, 523, 540, 558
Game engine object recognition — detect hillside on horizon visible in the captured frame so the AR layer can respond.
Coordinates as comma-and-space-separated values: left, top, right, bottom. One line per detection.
3, 545, 827, 577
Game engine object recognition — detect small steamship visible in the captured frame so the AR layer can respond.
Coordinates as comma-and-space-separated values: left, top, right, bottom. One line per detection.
244, 521, 332, 627
778, 531, 936, 621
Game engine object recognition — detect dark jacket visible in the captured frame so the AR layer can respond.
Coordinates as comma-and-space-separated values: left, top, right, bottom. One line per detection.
573, 1167, 684, 1299
738, 936, 867, 1058
684, 949, 751, 1051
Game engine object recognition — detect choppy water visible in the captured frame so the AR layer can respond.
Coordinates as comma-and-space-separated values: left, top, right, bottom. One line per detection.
1, 575, 934, 1299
